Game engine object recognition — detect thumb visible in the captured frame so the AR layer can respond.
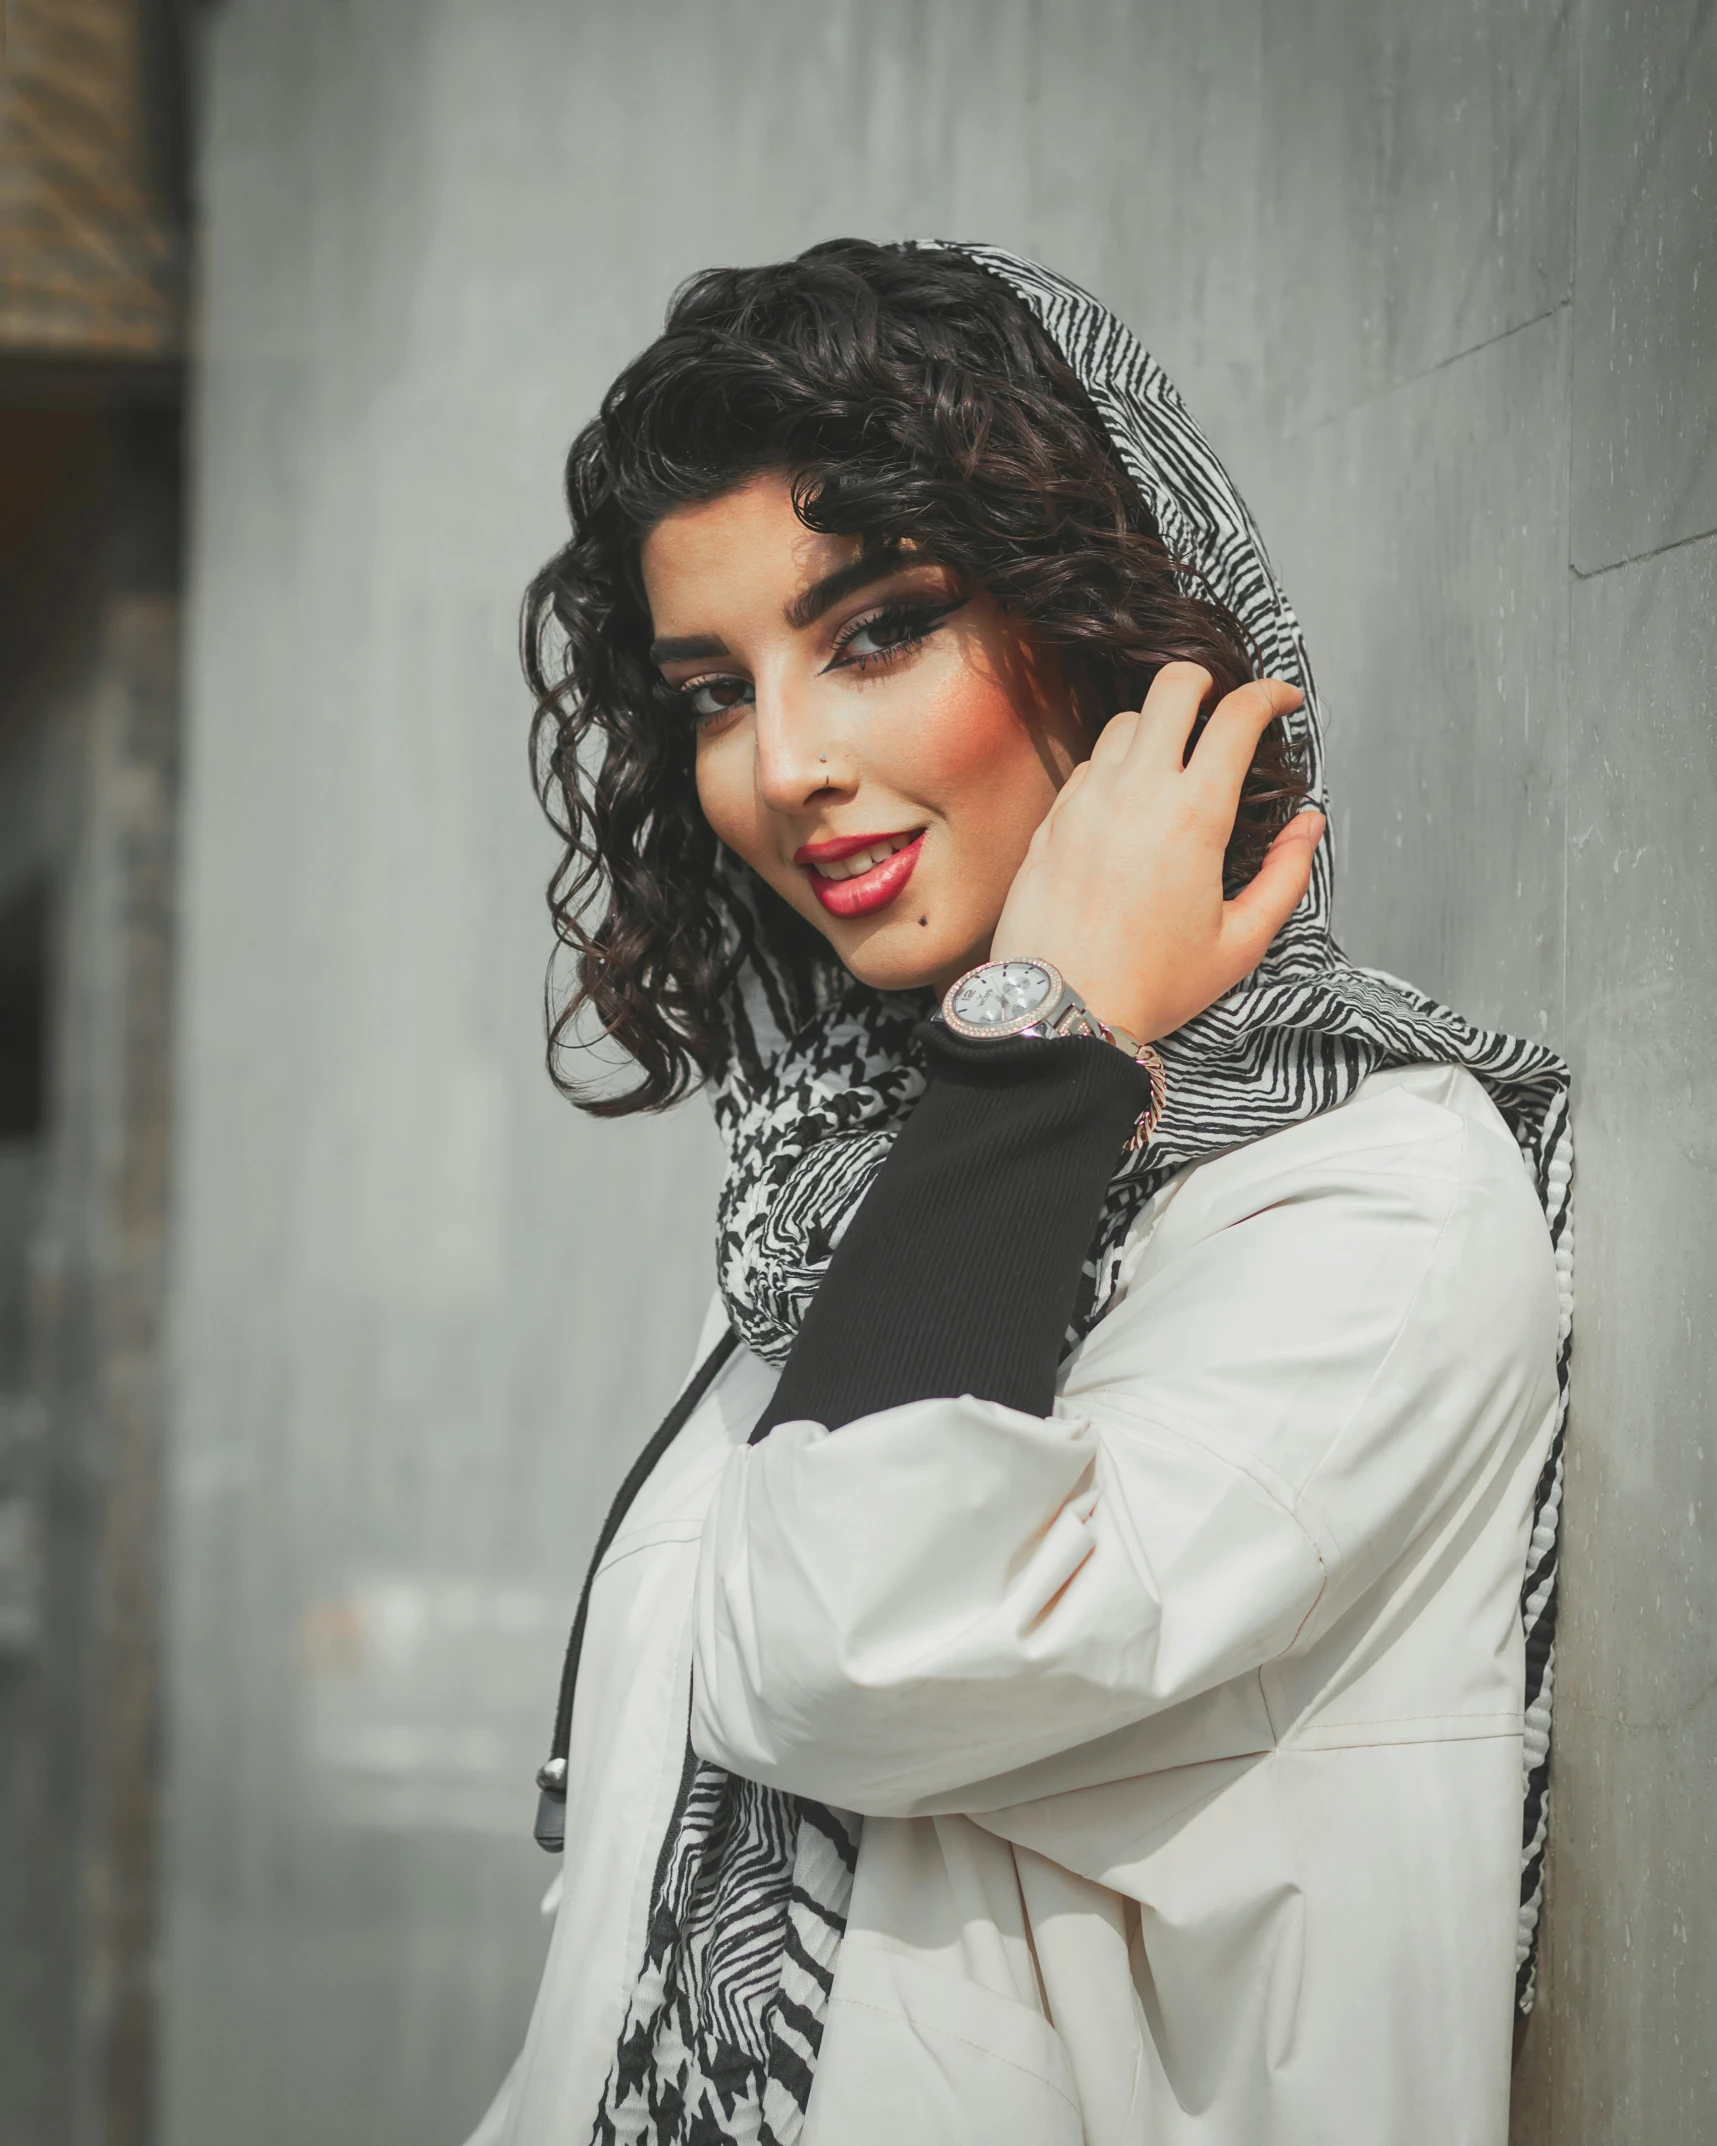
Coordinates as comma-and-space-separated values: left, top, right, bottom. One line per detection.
1219, 810, 1324, 972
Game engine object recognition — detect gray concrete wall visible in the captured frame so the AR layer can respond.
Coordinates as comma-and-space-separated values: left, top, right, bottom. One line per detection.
169, 2, 1716, 2141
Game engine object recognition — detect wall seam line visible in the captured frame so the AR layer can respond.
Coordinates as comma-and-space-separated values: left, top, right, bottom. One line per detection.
1285, 301, 1571, 444
1570, 522, 1717, 582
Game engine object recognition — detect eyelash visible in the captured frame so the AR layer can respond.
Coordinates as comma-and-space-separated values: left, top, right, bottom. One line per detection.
827, 594, 964, 670
667, 595, 965, 729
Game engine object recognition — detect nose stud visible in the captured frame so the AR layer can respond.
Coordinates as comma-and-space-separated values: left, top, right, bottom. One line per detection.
818, 754, 827, 764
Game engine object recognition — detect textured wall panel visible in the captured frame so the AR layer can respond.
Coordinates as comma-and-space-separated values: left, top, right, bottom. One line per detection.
1264, 308, 1570, 1040
1571, 0, 1717, 569
1519, 535, 1717, 2139
1261, 0, 1574, 432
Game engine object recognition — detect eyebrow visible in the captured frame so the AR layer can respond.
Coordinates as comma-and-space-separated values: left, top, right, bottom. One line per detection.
648, 547, 913, 667
782, 548, 908, 631
648, 632, 729, 664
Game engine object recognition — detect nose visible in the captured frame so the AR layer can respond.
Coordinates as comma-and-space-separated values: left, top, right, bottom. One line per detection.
752, 678, 849, 814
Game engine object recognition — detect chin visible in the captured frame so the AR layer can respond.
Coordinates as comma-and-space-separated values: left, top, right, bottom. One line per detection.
827, 925, 978, 1000
839, 957, 943, 997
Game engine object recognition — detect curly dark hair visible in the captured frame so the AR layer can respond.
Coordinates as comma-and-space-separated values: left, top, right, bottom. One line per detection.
524, 238, 1307, 1114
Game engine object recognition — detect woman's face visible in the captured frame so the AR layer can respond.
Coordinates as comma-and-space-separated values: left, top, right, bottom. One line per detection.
640, 472, 1087, 996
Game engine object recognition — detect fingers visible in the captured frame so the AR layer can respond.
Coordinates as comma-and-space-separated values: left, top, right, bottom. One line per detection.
1114, 665, 1301, 791
1187, 677, 1304, 799
1087, 706, 1141, 769
1130, 661, 1214, 767
1219, 809, 1324, 973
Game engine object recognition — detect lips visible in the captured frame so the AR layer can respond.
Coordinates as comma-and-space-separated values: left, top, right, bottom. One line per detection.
796, 829, 925, 919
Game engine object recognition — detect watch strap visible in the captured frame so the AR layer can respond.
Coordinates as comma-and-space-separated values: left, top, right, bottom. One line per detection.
1034, 1003, 1166, 1151
941, 961, 1168, 1151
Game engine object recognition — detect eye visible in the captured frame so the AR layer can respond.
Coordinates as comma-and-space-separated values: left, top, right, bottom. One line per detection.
828, 594, 965, 671
673, 673, 754, 728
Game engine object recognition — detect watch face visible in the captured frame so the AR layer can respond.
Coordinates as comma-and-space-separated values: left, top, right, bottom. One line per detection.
947, 959, 1057, 1033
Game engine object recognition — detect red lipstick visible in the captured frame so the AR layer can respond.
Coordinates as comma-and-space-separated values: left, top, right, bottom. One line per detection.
796, 830, 926, 919
793, 830, 912, 865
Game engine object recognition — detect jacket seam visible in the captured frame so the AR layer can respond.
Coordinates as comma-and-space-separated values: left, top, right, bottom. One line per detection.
1282, 1723, 1523, 1753
1290, 1708, 1522, 1730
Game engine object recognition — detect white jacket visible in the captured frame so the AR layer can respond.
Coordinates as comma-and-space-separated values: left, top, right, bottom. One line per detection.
470, 1062, 1560, 2146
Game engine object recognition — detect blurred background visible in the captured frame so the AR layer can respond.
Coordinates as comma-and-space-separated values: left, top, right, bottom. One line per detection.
0, 0, 1712, 2141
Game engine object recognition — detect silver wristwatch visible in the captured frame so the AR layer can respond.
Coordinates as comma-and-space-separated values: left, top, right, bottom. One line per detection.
939, 958, 1168, 1152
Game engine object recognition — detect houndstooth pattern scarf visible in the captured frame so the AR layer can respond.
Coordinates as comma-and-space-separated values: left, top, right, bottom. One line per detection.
587, 245, 1574, 2146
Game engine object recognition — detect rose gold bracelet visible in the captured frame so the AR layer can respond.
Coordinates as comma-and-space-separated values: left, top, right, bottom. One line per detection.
1062, 1009, 1168, 1152
1121, 1040, 1168, 1152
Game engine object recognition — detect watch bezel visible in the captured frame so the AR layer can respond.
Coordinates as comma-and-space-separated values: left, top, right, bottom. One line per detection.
940, 957, 1068, 1041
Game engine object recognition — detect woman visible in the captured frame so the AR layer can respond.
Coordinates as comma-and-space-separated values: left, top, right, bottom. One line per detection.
471, 242, 1572, 2146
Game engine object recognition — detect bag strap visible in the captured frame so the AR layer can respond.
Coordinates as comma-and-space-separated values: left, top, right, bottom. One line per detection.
533, 1326, 740, 1852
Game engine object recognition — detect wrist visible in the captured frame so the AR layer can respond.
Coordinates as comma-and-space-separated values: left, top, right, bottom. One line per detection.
985, 929, 1158, 1043
940, 958, 1167, 1151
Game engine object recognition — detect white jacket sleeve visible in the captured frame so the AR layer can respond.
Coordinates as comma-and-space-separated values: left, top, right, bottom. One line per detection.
690, 1069, 1559, 1814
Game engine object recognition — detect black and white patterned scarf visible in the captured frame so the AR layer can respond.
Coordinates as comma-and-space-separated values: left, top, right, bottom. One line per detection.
588, 245, 1574, 2146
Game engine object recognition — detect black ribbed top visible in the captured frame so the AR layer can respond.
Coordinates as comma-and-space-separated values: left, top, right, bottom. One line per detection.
753, 1021, 1155, 1442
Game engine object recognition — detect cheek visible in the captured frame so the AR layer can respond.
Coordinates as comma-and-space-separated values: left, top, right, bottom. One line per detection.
901, 661, 1063, 833
693, 733, 804, 906
693, 736, 754, 856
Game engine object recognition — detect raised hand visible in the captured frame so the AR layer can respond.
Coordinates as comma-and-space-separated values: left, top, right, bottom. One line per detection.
990, 662, 1325, 1043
